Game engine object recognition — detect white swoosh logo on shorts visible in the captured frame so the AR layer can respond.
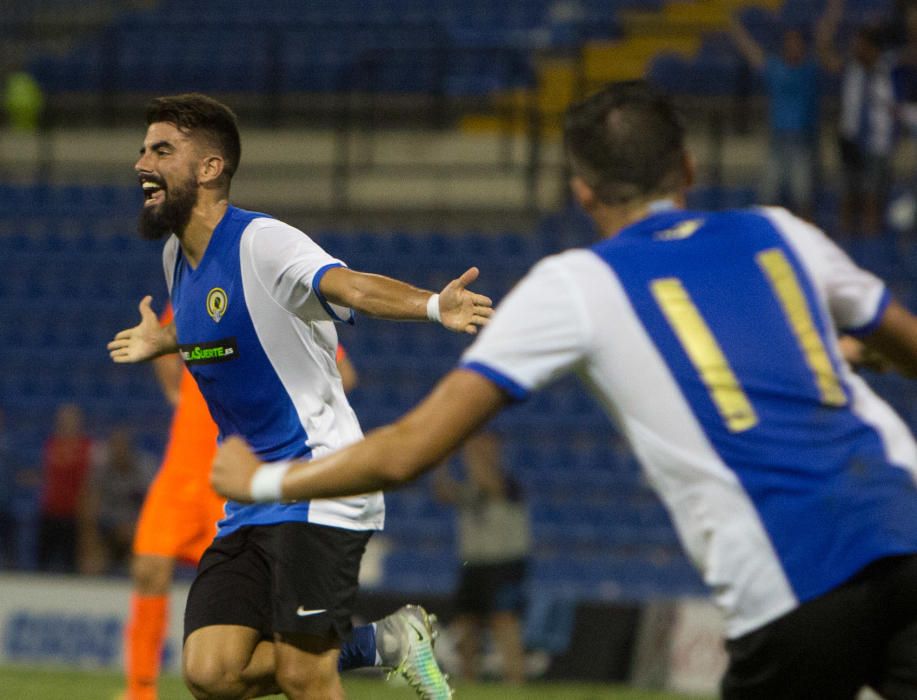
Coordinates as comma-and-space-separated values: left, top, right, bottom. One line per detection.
296, 607, 327, 617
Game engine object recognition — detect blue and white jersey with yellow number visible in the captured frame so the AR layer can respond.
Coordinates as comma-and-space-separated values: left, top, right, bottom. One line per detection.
163, 205, 384, 536
462, 205, 917, 638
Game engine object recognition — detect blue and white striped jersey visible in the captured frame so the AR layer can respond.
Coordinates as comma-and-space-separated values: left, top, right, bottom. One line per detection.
163, 205, 384, 536
462, 205, 917, 637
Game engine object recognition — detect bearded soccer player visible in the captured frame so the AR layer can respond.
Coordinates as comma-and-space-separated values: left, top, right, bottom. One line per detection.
213, 82, 917, 700
123, 303, 363, 700
108, 93, 491, 699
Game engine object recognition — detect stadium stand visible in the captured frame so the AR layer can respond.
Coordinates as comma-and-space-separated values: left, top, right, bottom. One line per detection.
2, 182, 915, 602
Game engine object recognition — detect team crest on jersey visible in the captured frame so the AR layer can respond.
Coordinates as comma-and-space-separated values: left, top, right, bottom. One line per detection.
654, 219, 704, 241
206, 287, 228, 323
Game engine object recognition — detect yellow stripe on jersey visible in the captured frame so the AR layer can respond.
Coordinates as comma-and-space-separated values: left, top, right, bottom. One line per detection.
651, 278, 759, 433
756, 249, 847, 407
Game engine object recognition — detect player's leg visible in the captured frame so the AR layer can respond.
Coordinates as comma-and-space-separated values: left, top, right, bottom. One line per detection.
274, 632, 344, 700
721, 561, 887, 700
269, 522, 451, 698
183, 626, 278, 699
873, 620, 917, 700
338, 622, 378, 671
125, 554, 175, 700
263, 522, 361, 698
866, 555, 917, 700
182, 527, 279, 698
374, 604, 452, 698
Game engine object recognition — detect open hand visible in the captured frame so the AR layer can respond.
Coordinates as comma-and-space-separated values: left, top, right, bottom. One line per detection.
211, 435, 261, 502
438, 267, 494, 334
107, 296, 171, 363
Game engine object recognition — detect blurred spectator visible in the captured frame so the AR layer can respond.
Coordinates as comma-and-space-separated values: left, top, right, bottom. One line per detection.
890, 4, 917, 237
819, 0, 898, 236
0, 409, 16, 568
79, 426, 155, 575
886, 0, 917, 47
35, 403, 93, 573
730, 16, 821, 218
433, 431, 530, 684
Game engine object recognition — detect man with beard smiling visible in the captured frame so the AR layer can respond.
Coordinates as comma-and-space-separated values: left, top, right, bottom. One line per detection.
108, 93, 486, 700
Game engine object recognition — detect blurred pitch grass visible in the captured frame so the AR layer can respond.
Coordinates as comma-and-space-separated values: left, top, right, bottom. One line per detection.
0, 664, 711, 699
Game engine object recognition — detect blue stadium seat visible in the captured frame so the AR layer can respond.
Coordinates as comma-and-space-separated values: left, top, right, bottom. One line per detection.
3, 185, 914, 598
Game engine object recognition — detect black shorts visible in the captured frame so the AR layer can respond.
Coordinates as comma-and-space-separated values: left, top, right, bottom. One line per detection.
721, 554, 917, 700
455, 559, 527, 617
184, 522, 371, 642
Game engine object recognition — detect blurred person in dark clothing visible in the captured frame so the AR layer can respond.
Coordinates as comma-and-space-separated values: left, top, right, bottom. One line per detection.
819, 0, 898, 236
36, 403, 93, 572
79, 426, 155, 575
433, 431, 530, 685
0, 409, 16, 568
889, 4, 917, 237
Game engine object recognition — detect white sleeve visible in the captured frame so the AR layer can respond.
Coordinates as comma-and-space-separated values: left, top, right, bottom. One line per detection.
242, 220, 354, 323
460, 253, 594, 400
162, 236, 179, 295
763, 207, 891, 335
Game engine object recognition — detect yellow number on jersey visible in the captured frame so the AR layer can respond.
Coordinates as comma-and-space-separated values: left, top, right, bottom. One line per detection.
651, 278, 759, 433
756, 249, 846, 407
650, 248, 846, 434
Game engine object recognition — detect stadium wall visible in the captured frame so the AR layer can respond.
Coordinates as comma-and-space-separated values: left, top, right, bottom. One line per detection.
0, 572, 725, 692
0, 573, 188, 672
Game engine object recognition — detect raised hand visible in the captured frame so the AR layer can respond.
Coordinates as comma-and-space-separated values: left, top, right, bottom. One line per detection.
437, 267, 494, 334
107, 295, 176, 363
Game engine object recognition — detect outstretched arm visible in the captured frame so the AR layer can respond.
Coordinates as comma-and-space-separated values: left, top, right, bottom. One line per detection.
729, 14, 766, 70
318, 266, 493, 334
108, 296, 179, 363
211, 369, 508, 502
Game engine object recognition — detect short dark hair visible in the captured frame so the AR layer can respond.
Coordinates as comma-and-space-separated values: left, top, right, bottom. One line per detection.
564, 81, 686, 205
145, 93, 241, 180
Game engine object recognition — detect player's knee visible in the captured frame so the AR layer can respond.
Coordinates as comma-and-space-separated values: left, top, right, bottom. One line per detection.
275, 659, 341, 700
182, 652, 243, 699
131, 554, 173, 595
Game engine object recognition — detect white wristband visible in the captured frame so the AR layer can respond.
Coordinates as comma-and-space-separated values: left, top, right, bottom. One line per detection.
426, 293, 442, 323
249, 461, 293, 502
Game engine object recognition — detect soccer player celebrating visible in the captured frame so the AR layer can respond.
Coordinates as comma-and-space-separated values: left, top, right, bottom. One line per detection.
109, 93, 491, 699
123, 310, 366, 700
212, 82, 917, 699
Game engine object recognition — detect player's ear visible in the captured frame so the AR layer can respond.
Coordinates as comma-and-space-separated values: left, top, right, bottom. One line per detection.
570, 175, 598, 212
198, 154, 225, 186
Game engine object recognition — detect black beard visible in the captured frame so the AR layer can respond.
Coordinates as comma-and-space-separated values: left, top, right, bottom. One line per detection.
138, 178, 199, 240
